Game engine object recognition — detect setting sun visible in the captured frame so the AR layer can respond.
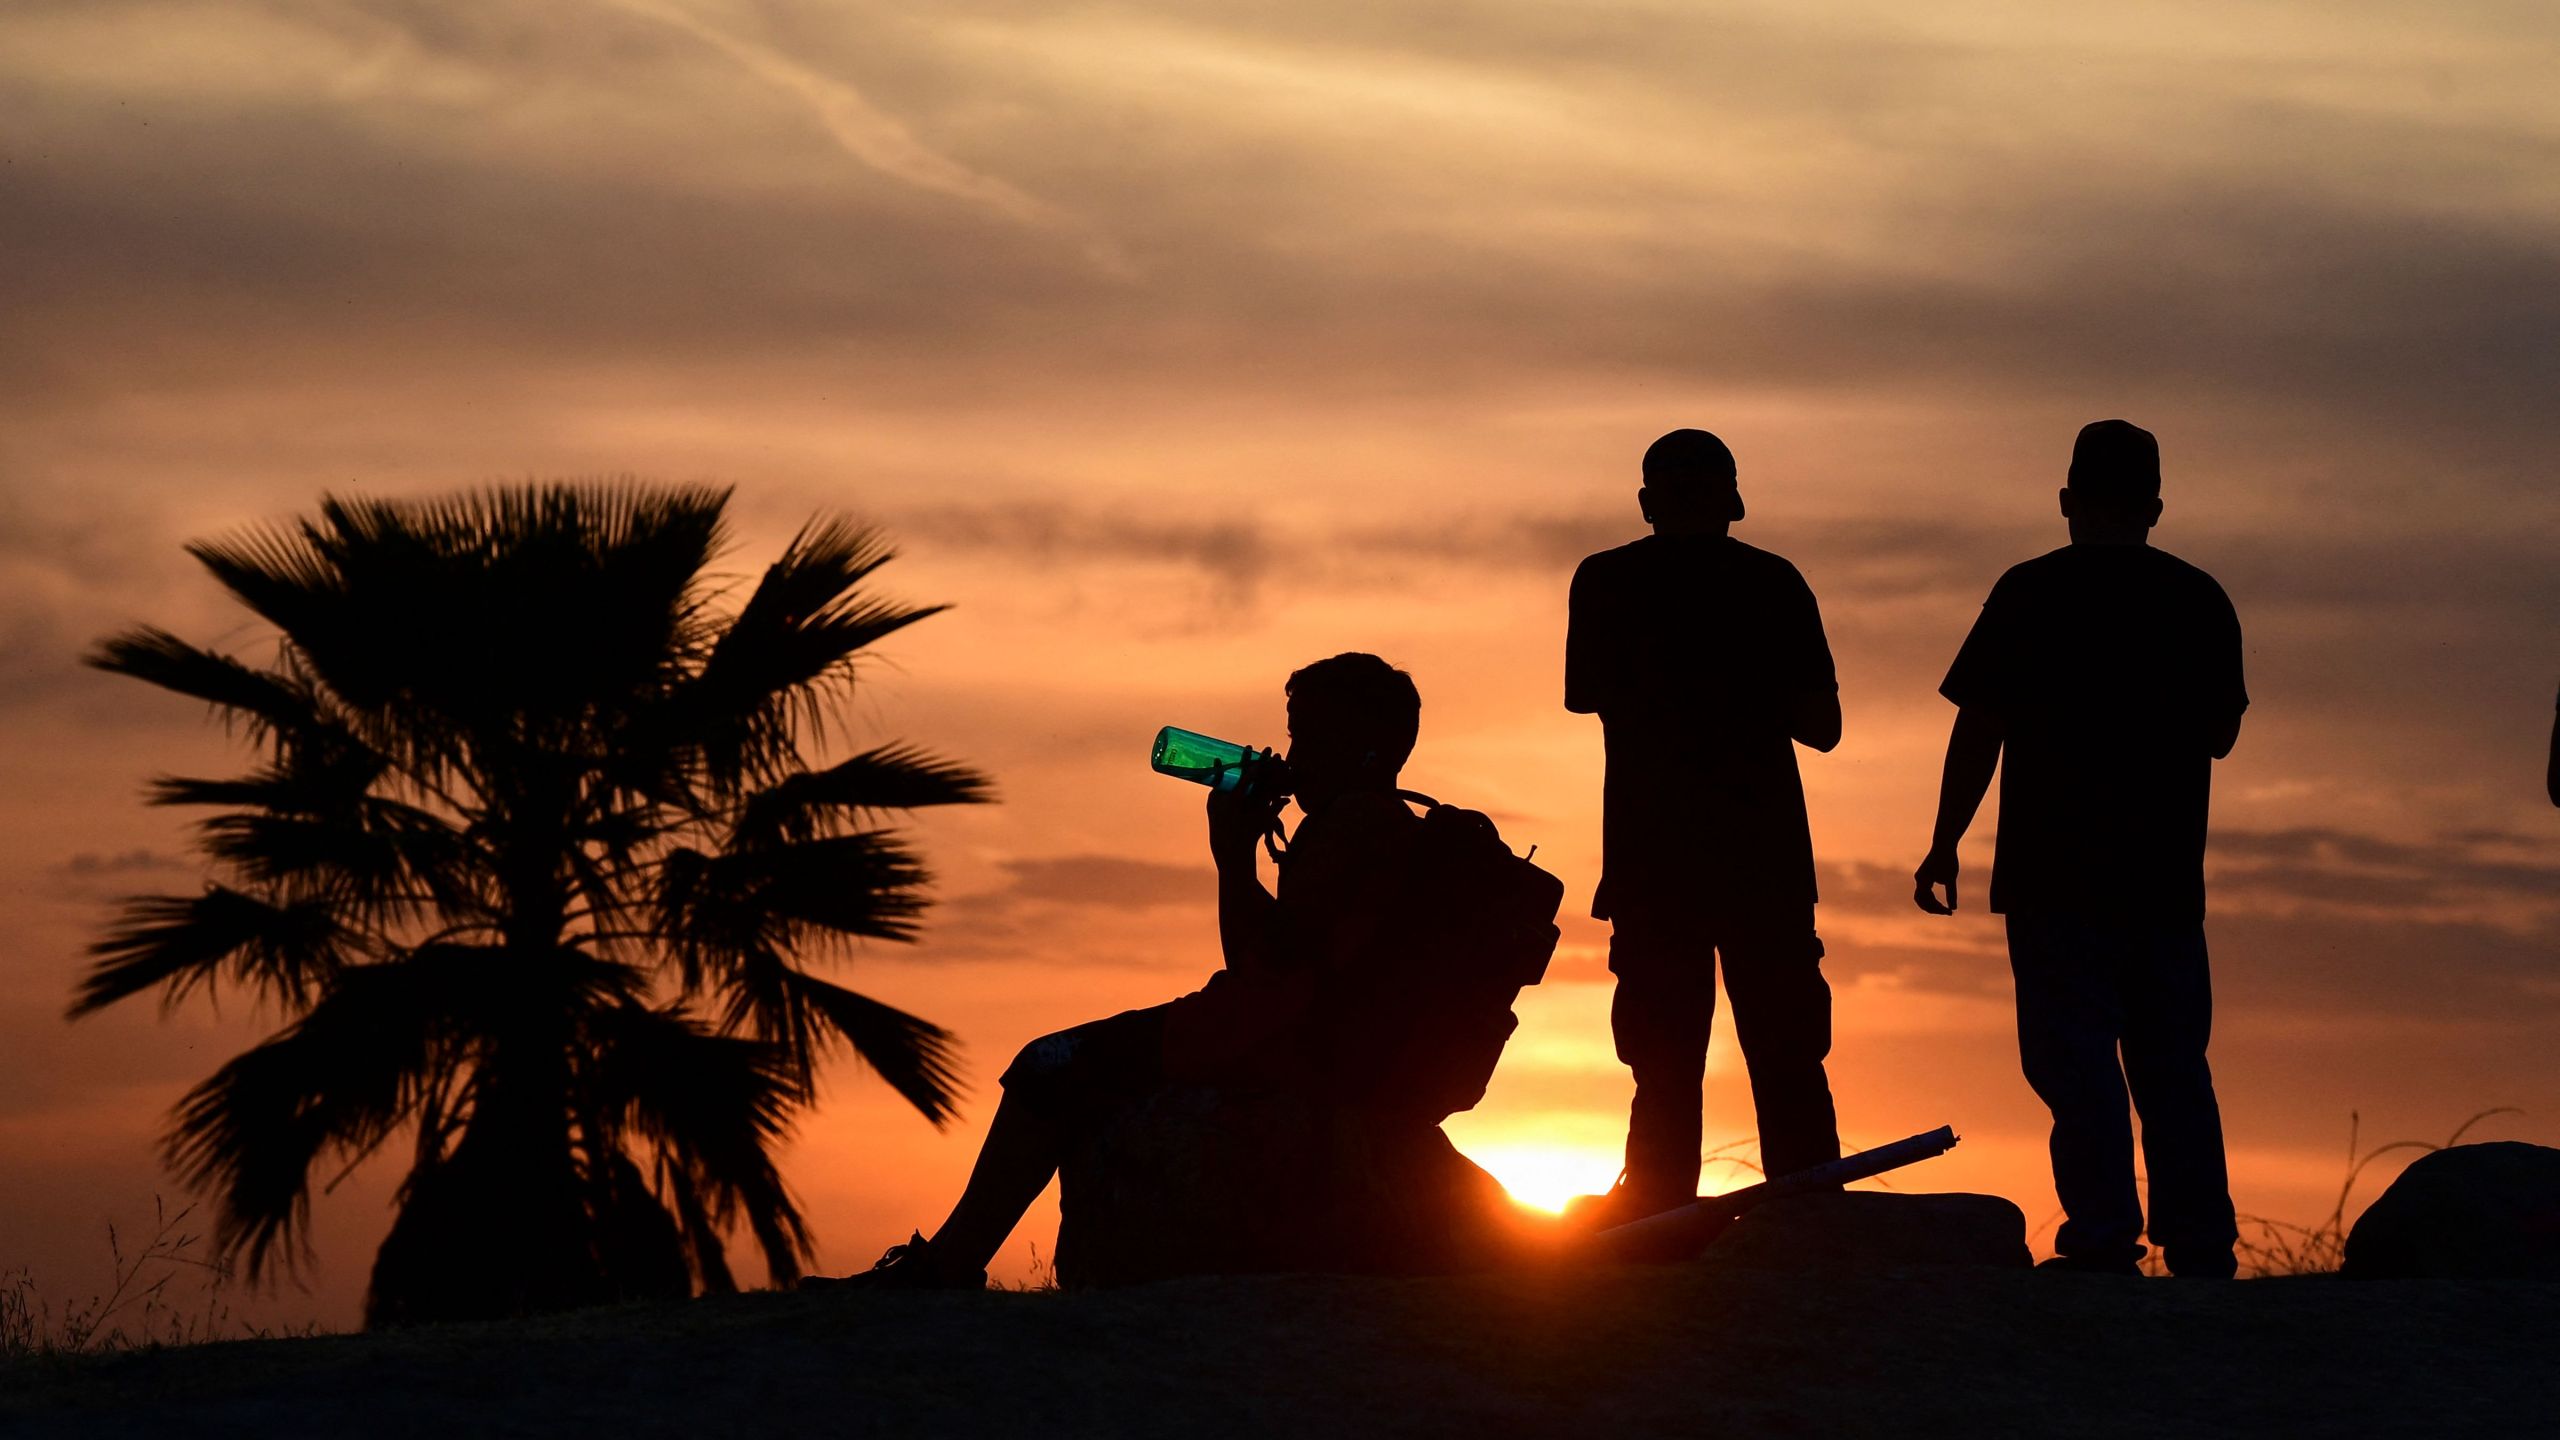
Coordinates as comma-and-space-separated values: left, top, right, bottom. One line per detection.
1461, 1143, 1626, 1215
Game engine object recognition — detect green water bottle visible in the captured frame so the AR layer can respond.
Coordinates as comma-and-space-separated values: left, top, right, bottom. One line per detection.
1150, 726, 1269, 794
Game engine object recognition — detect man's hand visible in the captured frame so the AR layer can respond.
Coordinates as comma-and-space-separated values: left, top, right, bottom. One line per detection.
1207, 750, 1285, 870
1913, 847, 1960, 915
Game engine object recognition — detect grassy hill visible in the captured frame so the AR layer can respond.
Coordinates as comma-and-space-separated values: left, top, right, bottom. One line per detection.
6, 1257, 2554, 1438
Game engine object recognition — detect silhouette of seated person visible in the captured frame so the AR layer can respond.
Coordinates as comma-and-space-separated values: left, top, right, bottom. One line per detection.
812, 653, 1516, 1289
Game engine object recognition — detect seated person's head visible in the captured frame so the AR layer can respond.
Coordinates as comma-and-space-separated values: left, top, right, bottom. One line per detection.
2061, 419, 2164, 539
1284, 653, 1420, 812
1639, 428, 1744, 531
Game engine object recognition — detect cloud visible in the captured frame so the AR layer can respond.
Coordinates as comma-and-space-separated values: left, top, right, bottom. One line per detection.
59, 849, 187, 877
596, 0, 1125, 274
2210, 827, 2560, 909
988, 854, 1214, 910
897, 505, 1274, 606
0, 480, 192, 714
1805, 825, 2560, 1023
6, 0, 2559, 477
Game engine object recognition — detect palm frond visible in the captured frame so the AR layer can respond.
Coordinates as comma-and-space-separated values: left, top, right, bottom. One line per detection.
665, 834, 937, 958
694, 946, 963, 1125
763, 833, 935, 943
681, 520, 945, 789
86, 628, 325, 732
73, 887, 348, 1018
659, 1162, 739, 1295
587, 1002, 812, 1284
778, 971, 965, 1126
307, 483, 731, 723
146, 752, 385, 812
152, 748, 482, 925
163, 956, 462, 1276
732, 745, 993, 847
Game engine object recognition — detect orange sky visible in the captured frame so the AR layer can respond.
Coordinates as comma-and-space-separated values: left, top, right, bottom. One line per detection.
5, 0, 2559, 1329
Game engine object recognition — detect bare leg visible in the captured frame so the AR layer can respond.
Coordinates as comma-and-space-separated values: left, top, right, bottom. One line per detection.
924, 1087, 1075, 1275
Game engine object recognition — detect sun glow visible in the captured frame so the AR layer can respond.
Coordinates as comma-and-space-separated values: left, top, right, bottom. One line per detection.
1461, 1141, 1626, 1214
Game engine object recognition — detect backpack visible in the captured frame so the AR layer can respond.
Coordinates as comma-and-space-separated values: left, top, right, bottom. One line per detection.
1330, 792, 1565, 1126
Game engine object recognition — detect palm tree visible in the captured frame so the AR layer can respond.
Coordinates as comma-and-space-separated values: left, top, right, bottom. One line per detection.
71, 482, 991, 1326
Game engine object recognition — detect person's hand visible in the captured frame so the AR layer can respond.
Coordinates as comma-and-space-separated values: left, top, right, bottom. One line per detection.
1913, 847, 1960, 915
1207, 750, 1285, 868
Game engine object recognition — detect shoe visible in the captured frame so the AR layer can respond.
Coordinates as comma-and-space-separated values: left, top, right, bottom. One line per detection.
799, 1232, 987, 1292
2166, 1247, 2238, 1279
2035, 1253, 2144, 1278
1562, 1177, 1693, 1234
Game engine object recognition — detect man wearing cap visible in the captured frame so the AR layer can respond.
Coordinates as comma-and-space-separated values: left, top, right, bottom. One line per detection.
1913, 419, 2247, 1278
1566, 429, 1845, 1225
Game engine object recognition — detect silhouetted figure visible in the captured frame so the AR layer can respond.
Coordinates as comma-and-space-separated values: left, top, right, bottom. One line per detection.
2547, 682, 2558, 807
1913, 420, 2245, 1279
812, 654, 1528, 1288
1566, 429, 1844, 1223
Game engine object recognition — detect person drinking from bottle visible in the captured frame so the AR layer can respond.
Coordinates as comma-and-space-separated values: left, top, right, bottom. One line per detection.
1565, 428, 1845, 1227
1912, 419, 2246, 1279
809, 653, 1506, 1288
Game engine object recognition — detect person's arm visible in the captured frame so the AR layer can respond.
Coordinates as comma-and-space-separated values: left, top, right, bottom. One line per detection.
2208, 709, 2244, 762
1787, 566, 1842, 752
1564, 557, 1612, 716
1919, 574, 2016, 914
2205, 584, 2247, 762
2548, 688, 2559, 808
1914, 706, 2003, 915
1790, 689, 1842, 753
1208, 759, 1283, 975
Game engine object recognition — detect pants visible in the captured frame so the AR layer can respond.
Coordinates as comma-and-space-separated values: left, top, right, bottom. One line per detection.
2006, 912, 2237, 1264
999, 1004, 1171, 1131
1609, 907, 1841, 1201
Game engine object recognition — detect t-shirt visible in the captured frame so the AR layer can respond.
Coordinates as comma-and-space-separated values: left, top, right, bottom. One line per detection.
1566, 534, 1837, 919
1272, 791, 1420, 976
1939, 543, 2247, 922
1162, 792, 1419, 1082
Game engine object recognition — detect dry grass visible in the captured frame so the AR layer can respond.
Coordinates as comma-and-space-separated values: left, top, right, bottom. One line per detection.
0, 1198, 319, 1360
2229, 1108, 2522, 1278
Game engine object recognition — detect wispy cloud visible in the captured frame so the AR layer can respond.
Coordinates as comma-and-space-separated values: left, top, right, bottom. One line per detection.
59, 848, 187, 877
598, 0, 1127, 272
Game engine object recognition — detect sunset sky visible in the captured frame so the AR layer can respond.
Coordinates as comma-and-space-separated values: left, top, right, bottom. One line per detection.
5, 0, 2558, 1328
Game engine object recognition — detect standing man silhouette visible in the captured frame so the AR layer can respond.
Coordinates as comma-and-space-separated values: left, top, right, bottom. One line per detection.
1913, 419, 2246, 1279
1567, 429, 1844, 1224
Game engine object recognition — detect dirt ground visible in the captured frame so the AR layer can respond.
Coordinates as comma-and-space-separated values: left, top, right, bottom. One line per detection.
6, 1256, 2553, 1438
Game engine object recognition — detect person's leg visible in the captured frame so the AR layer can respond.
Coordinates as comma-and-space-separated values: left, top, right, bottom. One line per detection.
2120, 922, 2237, 1276
2008, 912, 2146, 1267
1717, 909, 1841, 1180
921, 1081, 1076, 1275
882, 1008, 1168, 1281
1610, 911, 1718, 1210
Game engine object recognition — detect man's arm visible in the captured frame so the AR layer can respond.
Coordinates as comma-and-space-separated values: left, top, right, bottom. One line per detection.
2547, 690, 2559, 808
1208, 763, 1282, 975
2206, 585, 2247, 762
2208, 708, 2244, 762
1790, 688, 1843, 753
1913, 706, 2003, 915
1564, 557, 1612, 716
1787, 565, 1842, 752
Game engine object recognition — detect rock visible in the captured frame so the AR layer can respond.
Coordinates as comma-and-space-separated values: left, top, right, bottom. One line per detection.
1053, 1085, 1517, 1288
1704, 1191, 2032, 1270
2342, 1142, 2560, 1281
